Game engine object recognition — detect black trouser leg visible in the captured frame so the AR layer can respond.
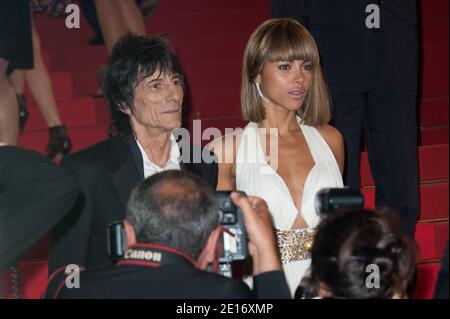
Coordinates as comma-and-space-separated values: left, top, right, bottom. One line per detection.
79, 0, 103, 41
331, 93, 366, 189
365, 66, 419, 236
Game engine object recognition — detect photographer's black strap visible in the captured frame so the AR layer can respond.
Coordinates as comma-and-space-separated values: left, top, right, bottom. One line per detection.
116, 243, 196, 268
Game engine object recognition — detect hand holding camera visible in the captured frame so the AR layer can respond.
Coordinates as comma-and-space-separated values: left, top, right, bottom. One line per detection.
230, 192, 281, 275
108, 191, 282, 278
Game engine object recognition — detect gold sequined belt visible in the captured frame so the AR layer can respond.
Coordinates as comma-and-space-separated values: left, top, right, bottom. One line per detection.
275, 228, 316, 264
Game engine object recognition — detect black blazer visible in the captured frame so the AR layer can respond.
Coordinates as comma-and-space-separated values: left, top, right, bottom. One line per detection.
0, 146, 80, 273
272, 0, 419, 95
48, 137, 218, 274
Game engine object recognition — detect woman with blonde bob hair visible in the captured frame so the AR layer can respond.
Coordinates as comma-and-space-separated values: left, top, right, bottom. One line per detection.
241, 19, 331, 126
210, 18, 345, 296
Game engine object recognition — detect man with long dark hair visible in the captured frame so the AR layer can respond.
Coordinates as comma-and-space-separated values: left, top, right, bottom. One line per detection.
48, 34, 218, 274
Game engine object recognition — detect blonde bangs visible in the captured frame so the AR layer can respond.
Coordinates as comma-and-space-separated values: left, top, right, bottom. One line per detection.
261, 19, 320, 65
241, 18, 330, 125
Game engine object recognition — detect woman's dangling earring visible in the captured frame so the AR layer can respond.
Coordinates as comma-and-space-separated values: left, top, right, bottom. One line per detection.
255, 82, 270, 103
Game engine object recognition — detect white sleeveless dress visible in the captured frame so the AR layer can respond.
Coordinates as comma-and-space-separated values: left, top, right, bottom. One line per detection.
236, 117, 343, 297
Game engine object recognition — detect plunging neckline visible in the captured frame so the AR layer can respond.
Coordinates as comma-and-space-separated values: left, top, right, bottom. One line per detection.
254, 122, 316, 229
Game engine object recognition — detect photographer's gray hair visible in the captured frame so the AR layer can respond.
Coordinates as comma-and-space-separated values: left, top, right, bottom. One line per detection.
126, 170, 219, 258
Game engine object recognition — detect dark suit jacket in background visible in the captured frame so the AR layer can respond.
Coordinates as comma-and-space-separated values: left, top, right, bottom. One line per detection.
48, 137, 218, 274
272, 0, 419, 95
0, 146, 80, 273
272, 0, 420, 236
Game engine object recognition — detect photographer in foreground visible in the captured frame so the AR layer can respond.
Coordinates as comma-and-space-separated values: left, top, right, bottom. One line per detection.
45, 170, 290, 299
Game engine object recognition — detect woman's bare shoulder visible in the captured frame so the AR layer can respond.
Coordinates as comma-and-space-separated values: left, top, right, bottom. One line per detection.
316, 124, 345, 173
316, 124, 343, 145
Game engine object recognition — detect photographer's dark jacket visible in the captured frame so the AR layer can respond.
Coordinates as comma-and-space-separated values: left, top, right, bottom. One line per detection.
48, 137, 218, 274
45, 243, 291, 299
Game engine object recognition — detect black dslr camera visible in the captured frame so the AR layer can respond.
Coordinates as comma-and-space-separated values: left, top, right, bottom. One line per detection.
215, 191, 249, 277
107, 191, 249, 274
216, 192, 248, 263
315, 187, 365, 217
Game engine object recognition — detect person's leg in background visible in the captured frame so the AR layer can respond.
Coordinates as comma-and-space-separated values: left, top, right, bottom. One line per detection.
93, 0, 146, 97
118, 0, 146, 36
8, 70, 28, 132
79, 0, 104, 45
95, 0, 128, 53
95, 0, 146, 53
136, 0, 158, 21
364, 63, 419, 236
331, 93, 366, 189
0, 58, 19, 145
26, 16, 63, 128
11, 16, 72, 159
